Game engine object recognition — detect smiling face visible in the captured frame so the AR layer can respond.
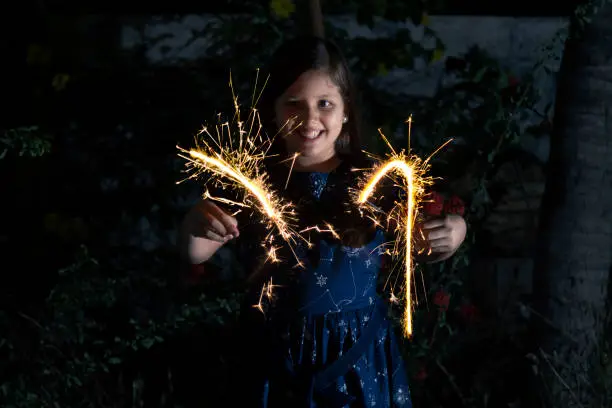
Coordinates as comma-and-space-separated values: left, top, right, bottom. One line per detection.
274, 69, 346, 168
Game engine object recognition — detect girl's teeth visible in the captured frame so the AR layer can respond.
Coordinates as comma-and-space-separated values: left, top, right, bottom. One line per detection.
303, 130, 321, 139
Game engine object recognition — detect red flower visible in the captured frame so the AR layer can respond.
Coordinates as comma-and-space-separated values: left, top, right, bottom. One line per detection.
182, 263, 206, 285
501, 74, 520, 104
459, 303, 480, 323
415, 367, 428, 381
433, 290, 450, 311
444, 195, 465, 216
508, 75, 520, 87
422, 191, 445, 216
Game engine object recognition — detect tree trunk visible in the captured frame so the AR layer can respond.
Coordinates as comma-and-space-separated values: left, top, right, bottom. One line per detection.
533, 2, 612, 407
296, 0, 325, 38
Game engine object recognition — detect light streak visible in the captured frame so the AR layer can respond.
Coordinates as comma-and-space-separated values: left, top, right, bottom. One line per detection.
177, 70, 302, 264
356, 120, 452, 337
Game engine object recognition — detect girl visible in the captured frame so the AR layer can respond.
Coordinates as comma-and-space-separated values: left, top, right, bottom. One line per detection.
180, 36, 467, 407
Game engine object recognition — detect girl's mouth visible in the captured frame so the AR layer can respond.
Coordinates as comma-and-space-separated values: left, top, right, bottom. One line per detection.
299, 129, 323, 142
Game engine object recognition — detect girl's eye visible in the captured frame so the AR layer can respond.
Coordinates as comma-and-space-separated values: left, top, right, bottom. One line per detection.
319, 100, 332, 109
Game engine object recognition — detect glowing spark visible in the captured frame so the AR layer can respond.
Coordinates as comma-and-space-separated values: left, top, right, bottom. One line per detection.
253, 288, 265, 315
266, 246, 280, 263
406, 114, 412, 151
253, 278, 280, 315
299, 223, 341, 241
285, 152, 300, 190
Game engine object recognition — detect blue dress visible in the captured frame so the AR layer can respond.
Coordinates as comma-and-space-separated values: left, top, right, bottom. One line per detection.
238, 158, 412, 408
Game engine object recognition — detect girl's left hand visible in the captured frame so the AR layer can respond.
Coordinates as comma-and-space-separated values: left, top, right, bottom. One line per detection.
422, 214, 467, 260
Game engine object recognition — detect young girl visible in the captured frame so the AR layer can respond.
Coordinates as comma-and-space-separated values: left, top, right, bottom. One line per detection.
181, 36, 467, 407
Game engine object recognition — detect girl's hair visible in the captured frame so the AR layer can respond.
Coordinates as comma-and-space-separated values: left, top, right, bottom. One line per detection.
259, 36, 364, 159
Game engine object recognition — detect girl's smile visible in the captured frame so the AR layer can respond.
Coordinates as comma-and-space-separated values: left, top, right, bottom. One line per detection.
297, 127, 324, 142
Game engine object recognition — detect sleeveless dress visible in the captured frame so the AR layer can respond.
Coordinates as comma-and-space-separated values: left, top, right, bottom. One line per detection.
238, 158, 412, 408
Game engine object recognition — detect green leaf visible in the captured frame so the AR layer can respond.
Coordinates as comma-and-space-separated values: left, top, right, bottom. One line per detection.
497, 71, 509, 89
473, 67, 488, 83
141, 337, 155, 349
269, 0, 295, 19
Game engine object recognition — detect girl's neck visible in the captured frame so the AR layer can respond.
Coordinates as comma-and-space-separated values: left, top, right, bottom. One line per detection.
292, 154, 342, 173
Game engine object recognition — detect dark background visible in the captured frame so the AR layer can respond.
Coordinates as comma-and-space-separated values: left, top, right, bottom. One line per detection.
0, 1, 583, 407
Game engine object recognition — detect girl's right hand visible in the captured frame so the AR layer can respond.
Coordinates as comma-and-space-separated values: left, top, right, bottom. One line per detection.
185, 199, 240, 244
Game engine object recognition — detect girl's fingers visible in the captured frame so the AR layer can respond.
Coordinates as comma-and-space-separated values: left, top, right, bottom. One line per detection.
205, 229, 227, 243
422, 217, 446, 230
428, 238, 452, 252
206, 200, 240, 236
425, 227, 451, 241
206, 214, 229, 237
221, 216, 240, 237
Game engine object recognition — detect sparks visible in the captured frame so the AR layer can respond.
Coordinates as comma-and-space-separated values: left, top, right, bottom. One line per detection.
355, 119, 452, 337
253, 277, 280, 316
177, 70, 305, 267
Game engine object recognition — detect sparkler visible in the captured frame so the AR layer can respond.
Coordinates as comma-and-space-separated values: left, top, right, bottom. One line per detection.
177, 70, 302, 266
356, 118, 452, 337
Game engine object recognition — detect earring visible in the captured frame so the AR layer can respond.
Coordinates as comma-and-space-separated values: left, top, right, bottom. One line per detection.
343, 116, 348, 124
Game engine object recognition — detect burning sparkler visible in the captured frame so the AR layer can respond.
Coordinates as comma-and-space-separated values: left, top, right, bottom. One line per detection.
355, 118, 452, 337
177, 70, 302, 265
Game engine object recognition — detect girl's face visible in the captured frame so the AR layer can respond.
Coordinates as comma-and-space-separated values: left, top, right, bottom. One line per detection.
274, 69, 345, 166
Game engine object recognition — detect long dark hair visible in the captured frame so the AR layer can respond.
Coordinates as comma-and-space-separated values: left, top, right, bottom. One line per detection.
259, 36, 364, 160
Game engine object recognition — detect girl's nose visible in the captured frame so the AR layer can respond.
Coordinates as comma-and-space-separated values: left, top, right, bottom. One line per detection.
304, 104, 319, 122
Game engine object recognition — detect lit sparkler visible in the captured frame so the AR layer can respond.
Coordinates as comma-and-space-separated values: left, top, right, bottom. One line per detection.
253, 277, 280, 316
177, 71, 302, 265
356, 118, 452, 337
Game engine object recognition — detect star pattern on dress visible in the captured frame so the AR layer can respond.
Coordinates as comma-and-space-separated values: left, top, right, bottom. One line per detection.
365, 258, 372, 268
342, 247, 363, 257
395, 387, 410, 405
315, 274, 328, 287
320, 247, 334, 263
308, 172, 329, 200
